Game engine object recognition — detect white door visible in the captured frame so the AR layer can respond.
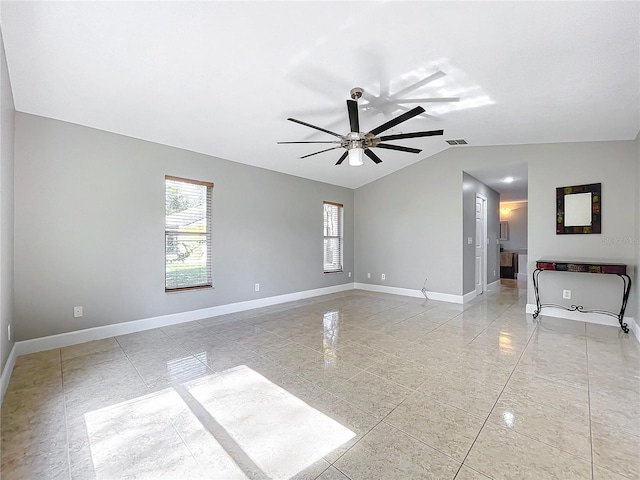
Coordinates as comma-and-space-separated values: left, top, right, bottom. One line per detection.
475, 195, 487, 295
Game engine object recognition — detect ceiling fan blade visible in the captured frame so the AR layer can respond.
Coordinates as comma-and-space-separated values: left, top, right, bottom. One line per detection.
335, 152, 348, 165
299, 146, 342, 159
287, 118, 343, 138
378, 130, 444, 141
277, 141, 342, 144
364, 149, 383, 164
347, 99, 360, 132
396, 97, 460, 104
376, 144, 422, 154
390, 71, 446, 99
368, 106, 426, 136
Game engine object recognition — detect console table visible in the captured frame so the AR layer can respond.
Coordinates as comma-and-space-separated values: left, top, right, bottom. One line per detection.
532, 260, 632, 333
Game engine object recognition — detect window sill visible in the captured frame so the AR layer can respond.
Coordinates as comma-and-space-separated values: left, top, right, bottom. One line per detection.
165, 285, 213, 293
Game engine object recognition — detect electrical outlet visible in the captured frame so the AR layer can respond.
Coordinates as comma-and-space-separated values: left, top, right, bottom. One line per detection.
7, 324, 11, 341
493, 270, 496, 277
74, 306, 83, 318
348, 272, 351, 278
367, 273, 371, 279
467, 237, 473, 245
563, 290, 571, 300
255, 283, 260, 292
381, 273, 386, 280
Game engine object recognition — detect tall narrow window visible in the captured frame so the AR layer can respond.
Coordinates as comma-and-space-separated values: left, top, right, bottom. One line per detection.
323, 201, 343, 273
165, 176, 213, 291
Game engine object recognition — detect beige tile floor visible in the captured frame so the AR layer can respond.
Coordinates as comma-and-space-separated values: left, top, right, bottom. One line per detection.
2, 287, 639, 479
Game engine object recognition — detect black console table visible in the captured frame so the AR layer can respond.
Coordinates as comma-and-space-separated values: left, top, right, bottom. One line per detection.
532, 260, 632, 333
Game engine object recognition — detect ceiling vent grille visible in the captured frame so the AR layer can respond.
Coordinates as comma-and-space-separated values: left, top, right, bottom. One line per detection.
446, 139, 468, 145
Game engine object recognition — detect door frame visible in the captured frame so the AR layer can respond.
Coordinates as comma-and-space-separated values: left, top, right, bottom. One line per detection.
475, 193, 488, 295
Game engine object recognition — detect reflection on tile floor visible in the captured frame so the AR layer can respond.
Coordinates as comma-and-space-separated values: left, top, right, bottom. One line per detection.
2, 287, 639, 479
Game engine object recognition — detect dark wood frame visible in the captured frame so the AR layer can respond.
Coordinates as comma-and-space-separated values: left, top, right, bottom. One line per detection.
556, 183, 601, 234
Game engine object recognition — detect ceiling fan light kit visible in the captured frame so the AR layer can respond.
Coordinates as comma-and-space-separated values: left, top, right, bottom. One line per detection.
278, 86, 445, 166
348, 147, 364, 167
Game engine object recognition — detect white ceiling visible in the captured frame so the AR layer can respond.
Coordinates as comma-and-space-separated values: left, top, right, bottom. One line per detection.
465, 162, 528, 203
1, 1, 638, 189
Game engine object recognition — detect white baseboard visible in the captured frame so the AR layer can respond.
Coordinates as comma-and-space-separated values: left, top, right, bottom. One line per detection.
517, 273, 528, 282
462, 290, 477, 303
630, 316, 640, 345
13, 283, 355, 359
354, 282, 465, 304
1, 344, 17, 404
487, 280, 500, 292
526, 303, 639, 344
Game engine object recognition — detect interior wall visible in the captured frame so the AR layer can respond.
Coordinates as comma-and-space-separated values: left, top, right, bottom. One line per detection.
500, 202, 528, 252
14, 113, 354, 341
635, 131, 639, 333
462, 172, 500, 295
355, 140, 638, 312
354, 151, 464, 295
0, 27, 15, 373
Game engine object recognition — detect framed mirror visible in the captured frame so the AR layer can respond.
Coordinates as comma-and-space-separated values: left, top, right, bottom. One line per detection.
556, 183, 601, 234
499, 221, 509, 240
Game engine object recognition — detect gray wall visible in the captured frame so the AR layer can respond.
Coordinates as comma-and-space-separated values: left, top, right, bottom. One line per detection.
500, 202, 528, 252
0, 27, 15, 373
636, 132, 639, 331
462, 172, 500, 295
355, 140, 638, 314
354, 151, 464, 294
14, 114, 354, 341
527, 141, 637, 314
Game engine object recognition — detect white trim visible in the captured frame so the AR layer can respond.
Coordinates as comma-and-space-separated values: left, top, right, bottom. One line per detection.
517, 273, 528, 283
462, 290, 477, 303
13, 283, 355, 357
354, 282, 465, 304
526, 303, 639, 344
629, 317, 640, 345
476, 193, 488, 294
1, 344, 17, 404
487, 280, 500, 292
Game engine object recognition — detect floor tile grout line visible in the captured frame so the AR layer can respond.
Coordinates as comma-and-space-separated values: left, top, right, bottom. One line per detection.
585, 323, 595, 480
453, 316, 540, 478
59, 348, 72, 480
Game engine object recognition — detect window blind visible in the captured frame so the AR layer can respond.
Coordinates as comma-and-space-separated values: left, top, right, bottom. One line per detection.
165, 176, 213, 291
323, 202, 343, 273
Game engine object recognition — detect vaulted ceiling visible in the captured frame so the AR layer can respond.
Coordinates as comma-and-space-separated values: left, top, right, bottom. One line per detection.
1, 1, 638, 188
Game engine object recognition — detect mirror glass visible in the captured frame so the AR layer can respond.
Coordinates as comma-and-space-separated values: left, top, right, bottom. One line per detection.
564, 192, 592, 226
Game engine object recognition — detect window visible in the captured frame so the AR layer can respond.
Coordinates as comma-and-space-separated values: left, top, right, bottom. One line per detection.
165, 176, 213, 291
323, 201, 343, 273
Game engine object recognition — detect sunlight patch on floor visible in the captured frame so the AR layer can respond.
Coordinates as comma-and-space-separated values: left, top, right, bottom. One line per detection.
84, 365, 355, 479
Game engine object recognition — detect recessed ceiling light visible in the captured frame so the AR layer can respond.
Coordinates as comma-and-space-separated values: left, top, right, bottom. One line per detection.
503, 176, 515, 183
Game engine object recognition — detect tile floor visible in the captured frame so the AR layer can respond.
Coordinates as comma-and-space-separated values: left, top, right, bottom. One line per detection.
1, 287, 639, 479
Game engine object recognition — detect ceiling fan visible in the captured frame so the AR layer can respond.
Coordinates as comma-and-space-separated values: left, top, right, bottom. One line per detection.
278, 88, 444, 166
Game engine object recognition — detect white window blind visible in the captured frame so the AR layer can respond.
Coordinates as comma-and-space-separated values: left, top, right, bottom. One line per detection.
165, 176, 213, 291
323, 202, 343, 273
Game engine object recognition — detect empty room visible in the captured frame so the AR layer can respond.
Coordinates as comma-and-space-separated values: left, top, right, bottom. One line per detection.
0, 1, 639, 479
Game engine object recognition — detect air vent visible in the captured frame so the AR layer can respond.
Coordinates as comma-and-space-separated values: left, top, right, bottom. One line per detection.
446, 139, 468, 145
